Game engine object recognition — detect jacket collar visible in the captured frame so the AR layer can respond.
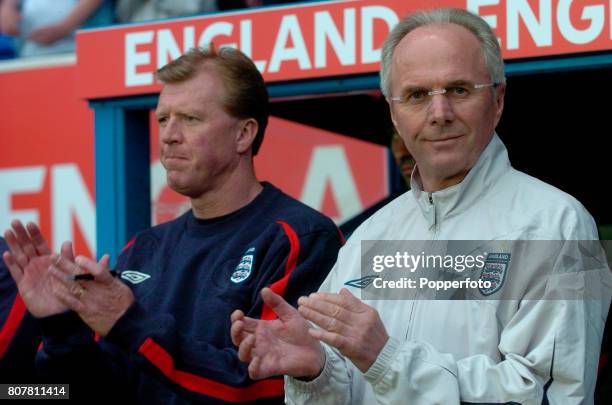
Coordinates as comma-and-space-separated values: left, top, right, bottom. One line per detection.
409, 133, 511, 229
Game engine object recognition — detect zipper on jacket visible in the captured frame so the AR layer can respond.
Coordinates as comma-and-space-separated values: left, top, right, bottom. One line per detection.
427, 193, 437, 229
428, 192, 439, 240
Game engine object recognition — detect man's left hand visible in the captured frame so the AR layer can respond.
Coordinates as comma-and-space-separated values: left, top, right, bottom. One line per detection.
298, 288, 389, 373
49, 254, 134, 336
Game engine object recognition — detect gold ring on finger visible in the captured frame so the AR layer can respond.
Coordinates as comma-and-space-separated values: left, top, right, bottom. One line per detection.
75, 288, 85, 299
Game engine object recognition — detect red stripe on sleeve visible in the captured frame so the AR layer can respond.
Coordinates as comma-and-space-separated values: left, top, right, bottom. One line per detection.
260, 221, 300, 320
120, 237, 136, 254
138, 338, 283, 402
0, 294, 27, 358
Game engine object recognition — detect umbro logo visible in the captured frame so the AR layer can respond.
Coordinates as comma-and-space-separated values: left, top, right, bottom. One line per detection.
344, 275, 380, 289
120, 270, 151, 284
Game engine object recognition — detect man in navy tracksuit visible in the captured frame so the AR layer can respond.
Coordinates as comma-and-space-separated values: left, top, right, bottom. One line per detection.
0, 236, 40, 382
3, 46, 342, 403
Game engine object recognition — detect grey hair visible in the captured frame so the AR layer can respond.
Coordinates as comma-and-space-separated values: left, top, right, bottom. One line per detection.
380, 8, 506, 97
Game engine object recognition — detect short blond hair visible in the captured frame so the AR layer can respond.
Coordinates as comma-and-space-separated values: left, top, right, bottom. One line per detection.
157, 46, 269, 155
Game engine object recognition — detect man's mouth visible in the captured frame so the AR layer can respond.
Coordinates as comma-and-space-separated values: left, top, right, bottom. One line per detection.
163, 154, 188, 161
162, 155, 188, 168
429, 134, 463, 142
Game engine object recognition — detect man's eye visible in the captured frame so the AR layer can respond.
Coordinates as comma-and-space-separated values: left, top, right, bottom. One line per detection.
157, 116, 167, 125
449, 86, 469, 96
184, 116, 198, 123
409, 90, 427, 101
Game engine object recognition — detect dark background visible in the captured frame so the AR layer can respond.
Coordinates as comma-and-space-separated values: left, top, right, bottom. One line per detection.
269, 64, 612, 229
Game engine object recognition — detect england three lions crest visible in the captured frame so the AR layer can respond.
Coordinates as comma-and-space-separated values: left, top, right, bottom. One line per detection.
479, 252, 511, 296
231, 247, 255, 283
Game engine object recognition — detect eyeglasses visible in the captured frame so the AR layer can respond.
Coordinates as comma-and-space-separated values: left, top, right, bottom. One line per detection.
389, 82, 499, 109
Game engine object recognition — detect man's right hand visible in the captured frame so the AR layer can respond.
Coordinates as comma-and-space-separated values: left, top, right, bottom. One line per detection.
3, 220, 73, 318
230, 288, 325, 380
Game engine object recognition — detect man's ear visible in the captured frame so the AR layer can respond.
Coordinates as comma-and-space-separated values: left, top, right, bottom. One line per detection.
493, 83, 506, 128
388, 98, 399, 130
236, 118, 258, 154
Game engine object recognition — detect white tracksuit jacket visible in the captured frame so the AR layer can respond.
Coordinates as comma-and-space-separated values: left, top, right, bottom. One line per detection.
285, 134, 611, 404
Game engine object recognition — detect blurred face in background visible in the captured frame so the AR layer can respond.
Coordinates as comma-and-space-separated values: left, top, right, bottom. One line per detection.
391, 133, 415, 186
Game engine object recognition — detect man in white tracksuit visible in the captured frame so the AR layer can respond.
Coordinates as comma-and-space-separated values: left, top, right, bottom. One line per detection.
230, 7, 611, 404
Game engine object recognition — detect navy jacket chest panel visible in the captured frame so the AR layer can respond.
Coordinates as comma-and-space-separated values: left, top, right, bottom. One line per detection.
0, 270, 17, 320
191, 238, 284, 343
205, 224, 283, 290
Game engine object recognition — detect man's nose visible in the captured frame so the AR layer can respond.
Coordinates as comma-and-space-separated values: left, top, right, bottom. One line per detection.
427, 94, 455, 126
160, 117, 182, 143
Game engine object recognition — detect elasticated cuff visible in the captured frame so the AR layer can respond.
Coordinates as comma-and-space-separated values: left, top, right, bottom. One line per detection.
104, 301, 149, 352
364, 336, 401, 386
286, 347, 333, 392
39, 311, 94, 351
